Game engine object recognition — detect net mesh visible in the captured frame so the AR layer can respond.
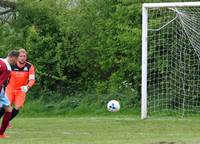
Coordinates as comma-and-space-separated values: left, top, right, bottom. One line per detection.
147, 6, 200, 117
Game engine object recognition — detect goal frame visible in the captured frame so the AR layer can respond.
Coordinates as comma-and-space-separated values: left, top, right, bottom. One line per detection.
141, 2, 200, 119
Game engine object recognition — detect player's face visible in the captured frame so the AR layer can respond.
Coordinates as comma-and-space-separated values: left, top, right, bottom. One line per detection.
9, 57, 18, 65
18, 52, 27, 64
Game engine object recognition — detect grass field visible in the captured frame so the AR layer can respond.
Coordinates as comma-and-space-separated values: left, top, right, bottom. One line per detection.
0, 115, 200, 144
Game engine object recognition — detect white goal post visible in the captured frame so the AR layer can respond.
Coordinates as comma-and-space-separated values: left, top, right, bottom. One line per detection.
141, 2, 200, 119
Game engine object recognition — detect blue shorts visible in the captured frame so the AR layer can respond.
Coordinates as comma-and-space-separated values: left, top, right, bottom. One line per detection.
0, 88, 10, 108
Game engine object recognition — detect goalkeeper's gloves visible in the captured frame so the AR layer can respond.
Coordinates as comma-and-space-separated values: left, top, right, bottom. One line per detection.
20, 85, 29, 93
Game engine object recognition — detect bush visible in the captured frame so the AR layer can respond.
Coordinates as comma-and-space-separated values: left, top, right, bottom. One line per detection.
0, 0, 142, 114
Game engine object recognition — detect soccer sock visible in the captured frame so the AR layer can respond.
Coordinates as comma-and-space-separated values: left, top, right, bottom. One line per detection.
0, 112, 12, 135
10, 108, 19, 121
0, 108, 5, 119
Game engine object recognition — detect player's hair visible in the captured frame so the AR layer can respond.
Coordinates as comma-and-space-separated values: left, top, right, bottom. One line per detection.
18, 48, 28, 55
8, 50, 19, 57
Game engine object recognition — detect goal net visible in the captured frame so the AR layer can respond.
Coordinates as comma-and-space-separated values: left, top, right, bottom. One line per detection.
142, 2, 200, 119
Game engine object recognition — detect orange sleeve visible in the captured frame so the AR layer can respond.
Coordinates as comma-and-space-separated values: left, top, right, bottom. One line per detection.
27, 65, 36, 88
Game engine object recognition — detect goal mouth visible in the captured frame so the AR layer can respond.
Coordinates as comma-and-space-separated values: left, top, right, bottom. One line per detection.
142, 2, 200, 119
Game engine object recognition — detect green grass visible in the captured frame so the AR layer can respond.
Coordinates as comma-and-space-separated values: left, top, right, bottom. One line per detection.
0, 115, 200, 144
20, 99, 140, 117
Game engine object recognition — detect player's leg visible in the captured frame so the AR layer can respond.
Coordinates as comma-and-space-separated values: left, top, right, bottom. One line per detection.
0, 90, 12, 138
0, 87, 15, 118
0, 88, 14, 119
5, 88, 16, 122
3, 88, 15, 128
0, 108, 5, 119
0, 106, 12, 137
10, 106, 20, 121
10, 90, 26, 122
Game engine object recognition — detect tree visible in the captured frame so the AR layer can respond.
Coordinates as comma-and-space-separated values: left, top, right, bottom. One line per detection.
0, 0, 16, 9
0, 0, 16, 23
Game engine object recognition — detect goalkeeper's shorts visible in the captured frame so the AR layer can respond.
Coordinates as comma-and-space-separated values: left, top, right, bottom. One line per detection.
0, 88, 10, 108
6, 88, 26, 107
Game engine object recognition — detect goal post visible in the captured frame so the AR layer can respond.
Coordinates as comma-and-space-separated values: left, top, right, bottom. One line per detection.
141, 4, 148, 120
141, 2, 200, 119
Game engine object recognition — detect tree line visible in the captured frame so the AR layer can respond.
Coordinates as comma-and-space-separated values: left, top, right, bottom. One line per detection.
0, 0, 193, 113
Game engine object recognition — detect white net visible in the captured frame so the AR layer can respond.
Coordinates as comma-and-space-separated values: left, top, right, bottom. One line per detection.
147, 6, 200, 117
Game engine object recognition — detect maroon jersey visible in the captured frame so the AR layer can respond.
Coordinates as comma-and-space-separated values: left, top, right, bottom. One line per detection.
0, 58, 11, 90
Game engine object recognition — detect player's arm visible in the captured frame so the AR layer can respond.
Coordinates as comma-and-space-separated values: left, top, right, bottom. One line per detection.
27, 65, 36, 88
21, 65, 36, 93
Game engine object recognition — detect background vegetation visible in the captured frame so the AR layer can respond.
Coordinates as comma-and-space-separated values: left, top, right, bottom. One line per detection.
0, 0, 197, 115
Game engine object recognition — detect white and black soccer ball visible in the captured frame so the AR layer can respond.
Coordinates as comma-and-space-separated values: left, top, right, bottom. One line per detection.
107, 100, 120, 112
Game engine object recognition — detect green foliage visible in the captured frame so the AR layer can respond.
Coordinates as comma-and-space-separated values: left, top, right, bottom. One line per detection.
0, 0, 142, 113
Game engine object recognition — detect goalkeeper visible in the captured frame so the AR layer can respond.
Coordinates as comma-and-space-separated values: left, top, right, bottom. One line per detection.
0, 49, 35, 126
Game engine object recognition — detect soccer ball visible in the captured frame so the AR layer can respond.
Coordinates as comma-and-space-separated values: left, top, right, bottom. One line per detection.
107, 100, 120, 112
